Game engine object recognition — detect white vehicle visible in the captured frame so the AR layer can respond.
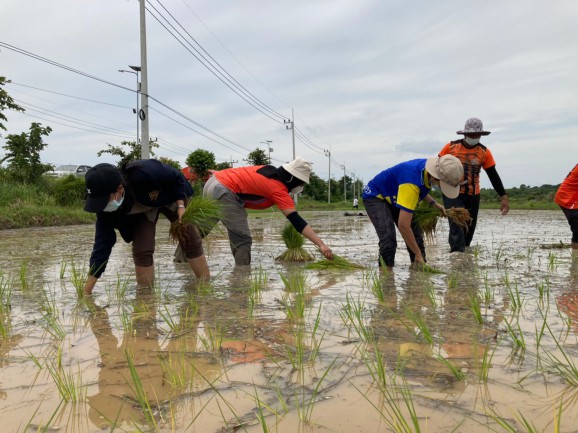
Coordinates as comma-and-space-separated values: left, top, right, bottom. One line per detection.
47, 164, 92, 177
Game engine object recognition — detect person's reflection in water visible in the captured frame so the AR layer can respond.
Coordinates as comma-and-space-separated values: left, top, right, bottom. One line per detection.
85, 288, 165, 428
556, 258, 578, 336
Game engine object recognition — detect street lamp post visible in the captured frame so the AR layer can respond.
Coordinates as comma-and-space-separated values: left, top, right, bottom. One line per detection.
118, 65, 141, 146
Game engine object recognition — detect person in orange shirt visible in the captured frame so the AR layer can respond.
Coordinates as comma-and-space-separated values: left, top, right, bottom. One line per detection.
203, 157, 333, 265
438, 118, 509, 252
554, 163, 578, 251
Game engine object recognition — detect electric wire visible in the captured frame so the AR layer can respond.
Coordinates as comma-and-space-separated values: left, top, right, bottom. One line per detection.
150, 0, 287, 122
144, 1, 285, 125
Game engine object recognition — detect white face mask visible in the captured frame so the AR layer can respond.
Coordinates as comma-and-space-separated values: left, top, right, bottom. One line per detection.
290, 185, 304, 195
103, 194, 124, 212
464, 136, 480, 146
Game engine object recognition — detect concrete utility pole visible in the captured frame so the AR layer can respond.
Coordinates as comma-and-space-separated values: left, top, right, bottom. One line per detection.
284, 109, 295, 160
325, 148, 331, 203
261, 140, 273, 164
230, 156, 238, 167
340, 163, 347, 203
139, 0, 150, 158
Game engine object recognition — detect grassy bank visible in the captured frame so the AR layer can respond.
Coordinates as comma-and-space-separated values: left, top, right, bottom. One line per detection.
0, 179, 561, 230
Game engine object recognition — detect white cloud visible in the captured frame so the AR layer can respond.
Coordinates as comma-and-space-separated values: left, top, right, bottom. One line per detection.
1, 0, 577, 188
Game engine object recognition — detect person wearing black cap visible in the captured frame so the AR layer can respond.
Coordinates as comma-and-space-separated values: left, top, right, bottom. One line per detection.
201, 156, 333, 265
83, 159, 209, 295
439, 118, 509, 253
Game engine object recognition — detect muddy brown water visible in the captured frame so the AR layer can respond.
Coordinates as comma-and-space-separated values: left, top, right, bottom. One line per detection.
1, 210, 577, 432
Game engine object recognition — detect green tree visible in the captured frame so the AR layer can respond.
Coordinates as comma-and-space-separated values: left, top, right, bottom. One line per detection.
0, 122, 52, 182
214, 161, 232, 170
246, 148, 269, 165
185, 149, 216, 179
0, 77, 25, 132
303, 172, 327, 201
97, 139, 159, 166
158, 156, 181, 170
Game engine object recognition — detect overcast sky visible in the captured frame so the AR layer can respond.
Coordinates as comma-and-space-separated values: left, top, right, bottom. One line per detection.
1, 0, 577, 189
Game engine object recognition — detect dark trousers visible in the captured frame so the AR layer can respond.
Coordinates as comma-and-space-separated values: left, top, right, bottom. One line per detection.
363, 197, 426, 268
442, 193, 480, 252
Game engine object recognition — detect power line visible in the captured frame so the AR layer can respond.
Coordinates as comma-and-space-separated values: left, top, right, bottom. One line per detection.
8, 81, 131, 109
144, 0, 287, 124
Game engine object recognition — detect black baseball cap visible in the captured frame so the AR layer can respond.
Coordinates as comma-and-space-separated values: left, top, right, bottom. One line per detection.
84, 163, 122, 212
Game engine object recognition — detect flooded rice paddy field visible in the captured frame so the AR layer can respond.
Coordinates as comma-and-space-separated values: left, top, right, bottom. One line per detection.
1, 209, 577, 433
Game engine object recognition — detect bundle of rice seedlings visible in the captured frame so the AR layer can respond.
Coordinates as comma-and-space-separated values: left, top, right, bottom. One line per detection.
446, 207, 473, 231
305, 254, 365, 270
413, 205, 439, 244
414, 205, 473, 243
275, 224, 314, 262
170, 195, 223, 244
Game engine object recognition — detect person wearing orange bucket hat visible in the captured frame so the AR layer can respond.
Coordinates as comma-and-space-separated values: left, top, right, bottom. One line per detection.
362, 155, 463, 271
438, 117, 509, 253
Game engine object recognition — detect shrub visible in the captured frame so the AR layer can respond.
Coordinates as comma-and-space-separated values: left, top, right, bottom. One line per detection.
50, 175, 86, 207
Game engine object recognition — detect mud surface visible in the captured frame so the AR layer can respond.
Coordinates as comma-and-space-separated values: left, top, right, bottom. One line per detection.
1, 209, 577, 432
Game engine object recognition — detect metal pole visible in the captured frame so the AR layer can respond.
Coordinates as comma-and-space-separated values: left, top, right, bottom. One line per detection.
325, 148, 331, 204
341, 164, 347, 203
139, 0, 150, 158
291, 108, 295, 160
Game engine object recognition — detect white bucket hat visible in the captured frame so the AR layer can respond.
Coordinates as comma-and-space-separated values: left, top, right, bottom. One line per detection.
282, 156, 312, 184
425, 155, 464, 199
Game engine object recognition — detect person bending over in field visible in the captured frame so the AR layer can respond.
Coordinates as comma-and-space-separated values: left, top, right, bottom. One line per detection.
202, 156, 333, 265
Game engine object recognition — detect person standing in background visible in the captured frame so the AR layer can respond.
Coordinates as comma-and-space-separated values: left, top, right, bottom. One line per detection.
438, 118, 509, 252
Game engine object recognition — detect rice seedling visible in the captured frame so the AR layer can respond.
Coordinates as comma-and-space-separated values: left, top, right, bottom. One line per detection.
305, 253, 365, 270
275, 223, 314, 262
538, 318, 578, 386
67, 259, 87, 298
125, 349, 159, 428
108, 274, 132, 302
447, 272, 459, 289
248, 267, 267, 318
170, 195, 222, 243
249, 384, 279, 433
403, 307, 434, 345
504, 317, 526, 352
355, 373, 423, 433
536, 276, 550, 305
413, 204, 439, 244
0, 271, 13, 313
488, 409, 540, 433
279, 269, 310, 321
469, 293, 484, 325
296, 358, 337, 423
414, 205, 472, 243
435, 354, 466, 381
19, 259, 29, 290
548, 251, 558, 271
339, 293, 374, 342
482, 271, 493, 304
446, 207, 473, 230
361, 269, 387, 303
364, 344, 388, 391
159, 349, 195, 391
478, 343, 497, 383
198, 322, 226, 353
424, 282, 439, 309
44, 349, 86, 403
504, 271, 523, 313
59, 260, 67, 279
22, 399, 66, 433
158, 303, 179, 332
